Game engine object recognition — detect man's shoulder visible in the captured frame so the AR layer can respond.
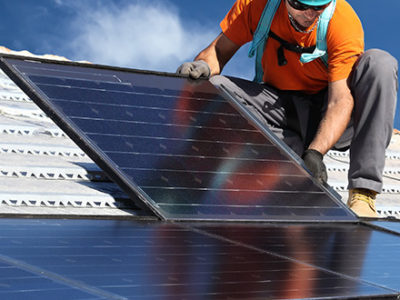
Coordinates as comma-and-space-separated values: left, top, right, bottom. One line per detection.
252, 0, 269, 9
236, 0, 268, 11
332, 0, 362, 24
329, 0, 363, 38
230, 0, 269, 25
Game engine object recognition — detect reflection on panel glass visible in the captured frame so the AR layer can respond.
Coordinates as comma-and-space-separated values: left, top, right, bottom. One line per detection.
1, 57, 356, 221
196, 222, 400, 292
0, 219, 393, 299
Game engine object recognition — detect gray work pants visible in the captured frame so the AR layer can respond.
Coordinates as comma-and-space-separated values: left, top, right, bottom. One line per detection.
210, 49, 398, 193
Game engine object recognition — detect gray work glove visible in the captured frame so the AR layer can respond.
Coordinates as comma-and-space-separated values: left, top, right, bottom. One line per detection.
302, 149, 328, 184
176, 60, 211, 79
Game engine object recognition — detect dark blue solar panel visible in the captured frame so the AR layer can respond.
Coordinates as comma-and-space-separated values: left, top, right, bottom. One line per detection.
0, 57, 356, 222
194, 222, 400, 293
0, 218, 397, 300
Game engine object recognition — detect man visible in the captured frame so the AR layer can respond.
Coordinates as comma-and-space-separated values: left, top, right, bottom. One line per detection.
177, 0, 398, 217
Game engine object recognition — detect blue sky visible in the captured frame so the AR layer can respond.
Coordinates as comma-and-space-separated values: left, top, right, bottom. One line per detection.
1, 0, 400, 126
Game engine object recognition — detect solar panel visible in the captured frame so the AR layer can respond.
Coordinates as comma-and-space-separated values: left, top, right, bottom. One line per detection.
368, 221, 400, 235
193, 222, 400, 294
0, 218, 398, 299
0, 56, 356, 222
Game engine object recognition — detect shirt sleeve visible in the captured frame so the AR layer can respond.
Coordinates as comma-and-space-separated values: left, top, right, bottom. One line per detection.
220, 0, 256, 46
327, 1, 364, 82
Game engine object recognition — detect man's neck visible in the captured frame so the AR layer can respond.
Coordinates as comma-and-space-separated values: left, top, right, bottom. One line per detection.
288, 12, 318, 34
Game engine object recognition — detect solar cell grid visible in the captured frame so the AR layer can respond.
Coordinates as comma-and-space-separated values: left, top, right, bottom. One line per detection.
0, 219, 398, 300
0, 56, 356, 222
194, 222, 400, 292
34, 83, 240, 114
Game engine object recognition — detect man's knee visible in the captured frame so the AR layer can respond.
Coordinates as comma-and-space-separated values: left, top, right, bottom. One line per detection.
355, 49, 398, 85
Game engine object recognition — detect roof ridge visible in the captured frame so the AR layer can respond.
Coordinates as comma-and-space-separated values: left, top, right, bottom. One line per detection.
0, 46, 69, 61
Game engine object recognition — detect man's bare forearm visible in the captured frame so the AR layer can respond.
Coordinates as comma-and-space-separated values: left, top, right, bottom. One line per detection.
308, 79, 354, 155
195, 45, 222, 76
195, 33, 240, 76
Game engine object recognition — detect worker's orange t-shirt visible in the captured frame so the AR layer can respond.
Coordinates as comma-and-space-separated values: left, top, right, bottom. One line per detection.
220, 0, 364, 93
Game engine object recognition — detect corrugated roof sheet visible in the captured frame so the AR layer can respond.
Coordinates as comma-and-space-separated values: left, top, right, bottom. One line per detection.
0, 48, 149, 218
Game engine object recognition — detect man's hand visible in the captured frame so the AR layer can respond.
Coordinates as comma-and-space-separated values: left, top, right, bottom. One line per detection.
302, 149, 328, 184
176, 60, 211, 79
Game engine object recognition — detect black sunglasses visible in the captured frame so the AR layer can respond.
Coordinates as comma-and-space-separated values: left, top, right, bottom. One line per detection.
287, 0, 329, 11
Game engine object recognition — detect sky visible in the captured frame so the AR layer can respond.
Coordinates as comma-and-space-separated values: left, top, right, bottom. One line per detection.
1, 0, 399, 126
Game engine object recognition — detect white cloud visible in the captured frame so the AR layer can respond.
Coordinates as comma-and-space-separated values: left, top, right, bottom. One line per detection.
53, 0, 64, 6
64, 1, 218, 73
